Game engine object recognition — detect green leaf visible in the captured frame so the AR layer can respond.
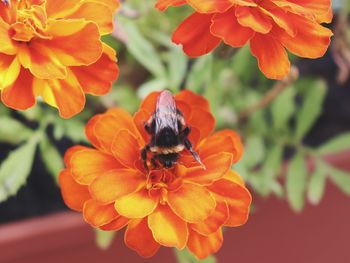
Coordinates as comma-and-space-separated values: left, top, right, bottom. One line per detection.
186, 54, 213, 93
0, 117, 33, 145
295, 80, 327, 140
39, 136, 63, 181
137, 78, 168, 98
327, 166, 350, 195
122, 20, 166, 78
0, 137, 38, 202
286, 153, 307, 212
168, 47, 188, 90
307, 162, 327, 205
263, 144, 283, 177
317, 132, 350, 155
243, 136, 266, 168
95, 229, 116, 250
271, 87, 296, 131
174, 249, 216, 263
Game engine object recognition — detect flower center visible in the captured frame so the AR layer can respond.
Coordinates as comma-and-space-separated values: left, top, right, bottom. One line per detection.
146, 168, 182, 205
9, 1, 50, 42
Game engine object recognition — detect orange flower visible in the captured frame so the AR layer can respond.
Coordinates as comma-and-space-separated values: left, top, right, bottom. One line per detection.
0, 0, 119, 118
59, 90, 251, 259
156, 0, 333, 80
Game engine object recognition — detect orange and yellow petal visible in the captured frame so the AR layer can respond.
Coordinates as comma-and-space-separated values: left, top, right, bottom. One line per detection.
71, 44, 119, 96
172, 12, 221, 57
63, 145, 90, 167
184, 152, 232, 185
190, 200, 229, 236
250, 33, 290, 80
1, 68, 35, 110
59, 169, 90, 211
125, 218, 160, 258
92, 109, 140, 152
175, 89, 210, 113
90, 169, 145, 204
148, 205, 188, 249
0, 17, 17, 55
100, 215, 129, 231
208, 171, 252, 227
235, 6, 272, 34
200, 129, 243, 163
211, 8, 254, 48
155, 0, 186, 11
167, 182, 216, 223
43, 19, 102, 67
111, 130, 141, 169
69, 148, 120, 185
187, 0, 233, 13
83, 199, 119, 227
33, 69, 86, 118
114, 188, 159, 218
187, 228, 223, 260
275, 14, 333, 59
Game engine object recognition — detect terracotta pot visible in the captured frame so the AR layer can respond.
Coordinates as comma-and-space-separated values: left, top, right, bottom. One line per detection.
1, 151, 349, 263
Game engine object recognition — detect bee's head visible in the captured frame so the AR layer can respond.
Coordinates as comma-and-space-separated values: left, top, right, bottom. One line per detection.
155, 127, 179, 147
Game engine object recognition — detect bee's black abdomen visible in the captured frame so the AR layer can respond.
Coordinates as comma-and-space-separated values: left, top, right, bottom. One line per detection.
155, 127, 179, 147
157, 153, 179, 168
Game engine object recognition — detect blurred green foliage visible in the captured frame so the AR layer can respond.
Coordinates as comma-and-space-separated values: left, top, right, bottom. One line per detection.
0, 0, 350, 261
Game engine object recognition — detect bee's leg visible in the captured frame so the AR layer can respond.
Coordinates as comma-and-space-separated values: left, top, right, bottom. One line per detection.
184, 138, 206, 170
182, 126, 191, 136
151, 155, 159, 169
144, 123, 152, 134
141, 144, 150, 170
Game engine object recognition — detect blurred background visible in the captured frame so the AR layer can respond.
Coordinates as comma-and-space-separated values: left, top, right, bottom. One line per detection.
1, 0, 350, 262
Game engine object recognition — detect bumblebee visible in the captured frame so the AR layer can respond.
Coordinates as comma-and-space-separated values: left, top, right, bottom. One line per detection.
141, 90, 204, 170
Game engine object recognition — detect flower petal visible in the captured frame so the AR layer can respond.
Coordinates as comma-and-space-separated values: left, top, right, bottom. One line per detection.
17, 41, 67, 79
167, 182, 216, 223
271, 0, 332, 23
250, 33, 290, 80
208, 171, 252, 227
172, 12, 221, 57
184, 152, 233, 185
190, 200, 229, 236
33, 70, 86, 118
125, 218, 160, 258
71, 44, 118, 96
83, 199, 119, 227
148, 205, 188, 249
85, 114, 103, 150
94, 109, 139, 152
236, 6, 272, 34
186, 0, 234, 13
65, 1, 115, 35
59, 169, 90, 212
1, 68, 35, 110
187, 107, 215, 142
114, 188, 158, 218
0, 18, 17, 55
276, 14, 333, 59
90, 169, 145, 204
187, 228, 223, 260
70, 149, 120, 185
175, 90, 210, 112
43, 19, 102, 66
63, 145, 91, 167
45, 0, 81, 18
0, 55, 20, 89
211, 8, 254, 48
111, 129, 141, 168
199, 130, 244, 163
100, 215, 129, 231
155, 0, 186, 11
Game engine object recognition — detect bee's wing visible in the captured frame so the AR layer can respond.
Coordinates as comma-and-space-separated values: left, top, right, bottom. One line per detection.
155, 90, 179, 134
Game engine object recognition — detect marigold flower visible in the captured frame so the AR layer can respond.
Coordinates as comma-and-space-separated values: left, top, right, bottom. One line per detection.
59, 90, 252, 259
0, 0, 120, 118
156, 0, 333, 80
